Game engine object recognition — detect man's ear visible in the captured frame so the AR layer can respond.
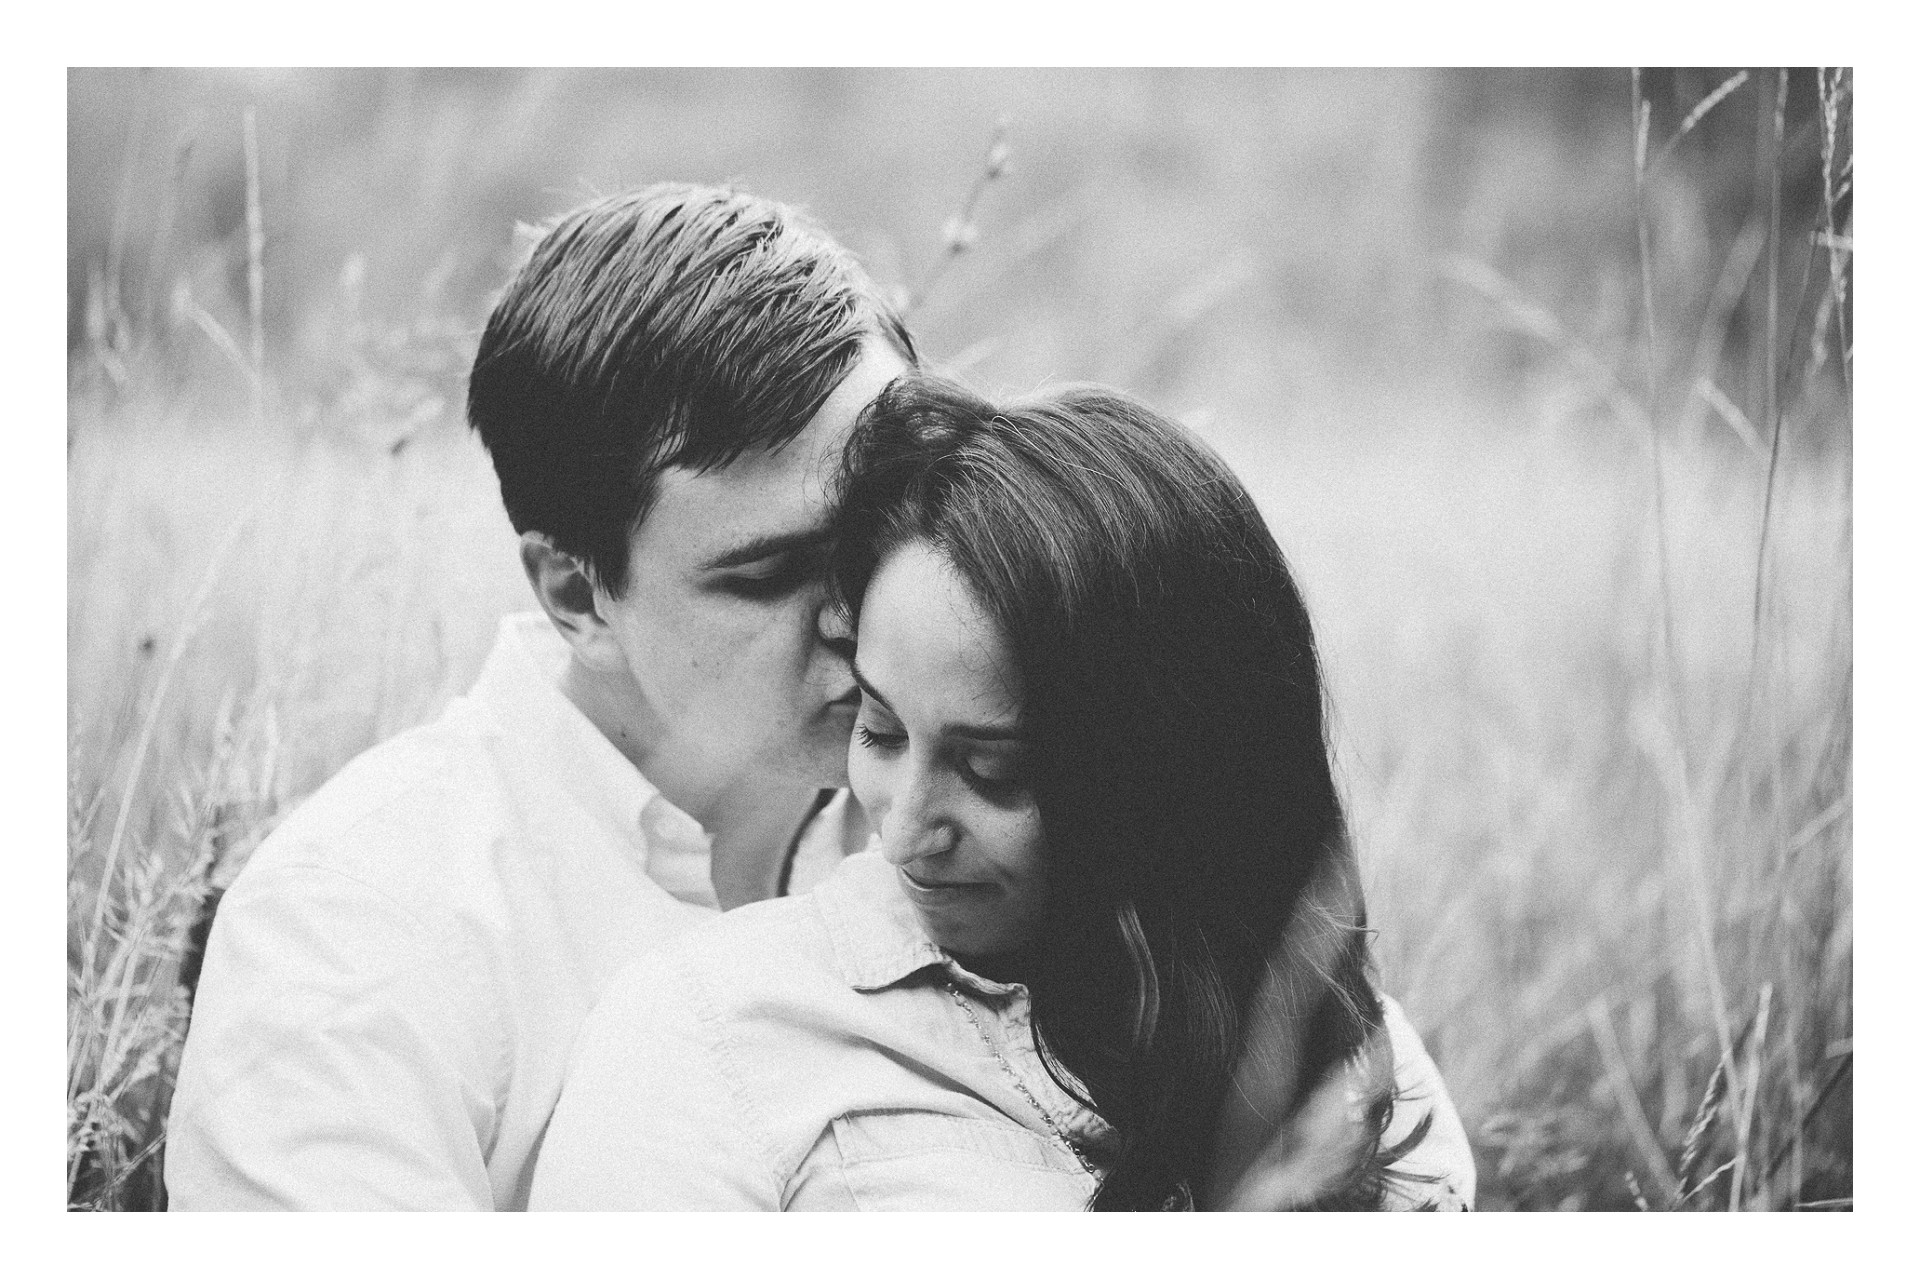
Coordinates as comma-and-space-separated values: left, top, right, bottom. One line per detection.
520, 533, 627, 673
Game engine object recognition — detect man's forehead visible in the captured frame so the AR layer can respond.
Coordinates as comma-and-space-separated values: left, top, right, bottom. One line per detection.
640, 452, 832, 563
632, 340, 909, 569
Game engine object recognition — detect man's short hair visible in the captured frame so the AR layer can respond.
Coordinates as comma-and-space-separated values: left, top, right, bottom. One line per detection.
467, 183, 917, 594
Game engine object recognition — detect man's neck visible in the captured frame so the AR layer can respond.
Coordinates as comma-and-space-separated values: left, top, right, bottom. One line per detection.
704, 779, 823, 909
560, 653, 819, 910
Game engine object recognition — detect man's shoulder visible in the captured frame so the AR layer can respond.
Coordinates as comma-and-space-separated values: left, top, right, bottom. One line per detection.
233, 700, 511, 901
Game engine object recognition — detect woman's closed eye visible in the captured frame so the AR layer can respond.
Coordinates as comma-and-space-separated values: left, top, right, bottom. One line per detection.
963, 746, 1028, 790
854, 722, 906, 751
854, 698, 907, 752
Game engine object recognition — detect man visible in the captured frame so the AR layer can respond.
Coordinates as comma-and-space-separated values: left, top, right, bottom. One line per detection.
167, 184, 913, 1209
168, 182, 1474, 1210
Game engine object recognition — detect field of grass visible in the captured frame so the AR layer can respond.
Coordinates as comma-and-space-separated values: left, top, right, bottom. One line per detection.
67, 67, 1850, 1211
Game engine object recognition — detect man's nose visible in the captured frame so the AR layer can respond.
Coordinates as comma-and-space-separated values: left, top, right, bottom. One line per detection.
816, 593, 856, 664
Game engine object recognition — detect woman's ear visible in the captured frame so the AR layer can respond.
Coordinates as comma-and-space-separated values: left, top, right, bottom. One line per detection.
520, 532, 626, 672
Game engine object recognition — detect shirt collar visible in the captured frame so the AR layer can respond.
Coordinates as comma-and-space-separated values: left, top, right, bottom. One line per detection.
466, 612, 717, 911
639, 792, 718, 912
816, 851, 1114, 1153
811, 849, 1024, 998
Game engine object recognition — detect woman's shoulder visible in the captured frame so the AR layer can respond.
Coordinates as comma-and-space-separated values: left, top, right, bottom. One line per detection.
598, 893, 820, 1017
593, 850, 901, 1028
542, 874, 858, 1209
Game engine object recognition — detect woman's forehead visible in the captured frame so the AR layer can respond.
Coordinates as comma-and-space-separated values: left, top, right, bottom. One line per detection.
859, 542, 1022, 725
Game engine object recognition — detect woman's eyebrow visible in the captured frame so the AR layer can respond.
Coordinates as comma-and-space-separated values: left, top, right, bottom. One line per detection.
851, 659, 1024, 741
850, 658, 895, 714
952, 724, 1025, 743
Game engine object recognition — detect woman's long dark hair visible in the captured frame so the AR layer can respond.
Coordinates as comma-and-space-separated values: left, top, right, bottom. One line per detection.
831, 373, 1403, 1210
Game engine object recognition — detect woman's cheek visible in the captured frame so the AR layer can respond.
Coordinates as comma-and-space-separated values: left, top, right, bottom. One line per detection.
986, 809, 1048, 882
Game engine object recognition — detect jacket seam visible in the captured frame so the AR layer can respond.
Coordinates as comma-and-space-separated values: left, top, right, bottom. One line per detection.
679, 947, 791, 1207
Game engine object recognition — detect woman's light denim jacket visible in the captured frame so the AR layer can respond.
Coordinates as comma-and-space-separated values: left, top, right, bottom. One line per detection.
530, 850, 1474, 1210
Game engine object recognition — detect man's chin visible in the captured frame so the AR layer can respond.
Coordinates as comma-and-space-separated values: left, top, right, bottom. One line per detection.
810, 704, 860, 785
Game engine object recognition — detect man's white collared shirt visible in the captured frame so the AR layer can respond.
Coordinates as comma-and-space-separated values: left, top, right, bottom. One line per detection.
165, 612, 852, 1209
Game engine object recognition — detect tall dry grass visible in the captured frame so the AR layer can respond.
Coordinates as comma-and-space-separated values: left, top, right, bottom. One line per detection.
66, 68, 1849, 1210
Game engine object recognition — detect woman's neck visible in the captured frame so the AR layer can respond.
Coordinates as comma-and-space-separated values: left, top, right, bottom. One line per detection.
951, 945, 1041, 987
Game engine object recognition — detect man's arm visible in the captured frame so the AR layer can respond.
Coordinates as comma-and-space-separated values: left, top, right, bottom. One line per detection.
1203, 841, 1475, 1210
166, 863, 497, 1209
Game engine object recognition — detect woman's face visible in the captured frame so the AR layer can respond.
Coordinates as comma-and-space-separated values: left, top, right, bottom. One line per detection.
846, 540, 1047, 958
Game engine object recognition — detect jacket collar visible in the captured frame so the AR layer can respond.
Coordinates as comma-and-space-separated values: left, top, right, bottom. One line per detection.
811, 850, 1025, 999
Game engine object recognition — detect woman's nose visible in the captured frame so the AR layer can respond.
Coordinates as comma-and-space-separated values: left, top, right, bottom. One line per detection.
878, 780, 958, 865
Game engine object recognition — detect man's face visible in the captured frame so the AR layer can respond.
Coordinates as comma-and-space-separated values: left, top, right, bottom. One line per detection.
595, 340, 910, 809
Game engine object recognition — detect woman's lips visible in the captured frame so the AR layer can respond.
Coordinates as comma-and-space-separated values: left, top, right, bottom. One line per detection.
899, 868, 995, 899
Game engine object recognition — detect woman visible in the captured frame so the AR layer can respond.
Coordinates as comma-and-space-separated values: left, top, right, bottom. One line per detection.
530, 374, 1469, 1211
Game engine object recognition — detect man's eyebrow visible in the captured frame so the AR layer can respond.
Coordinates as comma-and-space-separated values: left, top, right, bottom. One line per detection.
851, 659, 1024, 742
699, 526, 832, 572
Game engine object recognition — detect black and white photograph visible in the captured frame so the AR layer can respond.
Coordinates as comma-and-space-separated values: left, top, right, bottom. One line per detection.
64, 63, 1854, 1223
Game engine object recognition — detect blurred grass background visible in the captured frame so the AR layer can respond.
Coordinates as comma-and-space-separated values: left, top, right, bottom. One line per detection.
67, 67, 1851, 1210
